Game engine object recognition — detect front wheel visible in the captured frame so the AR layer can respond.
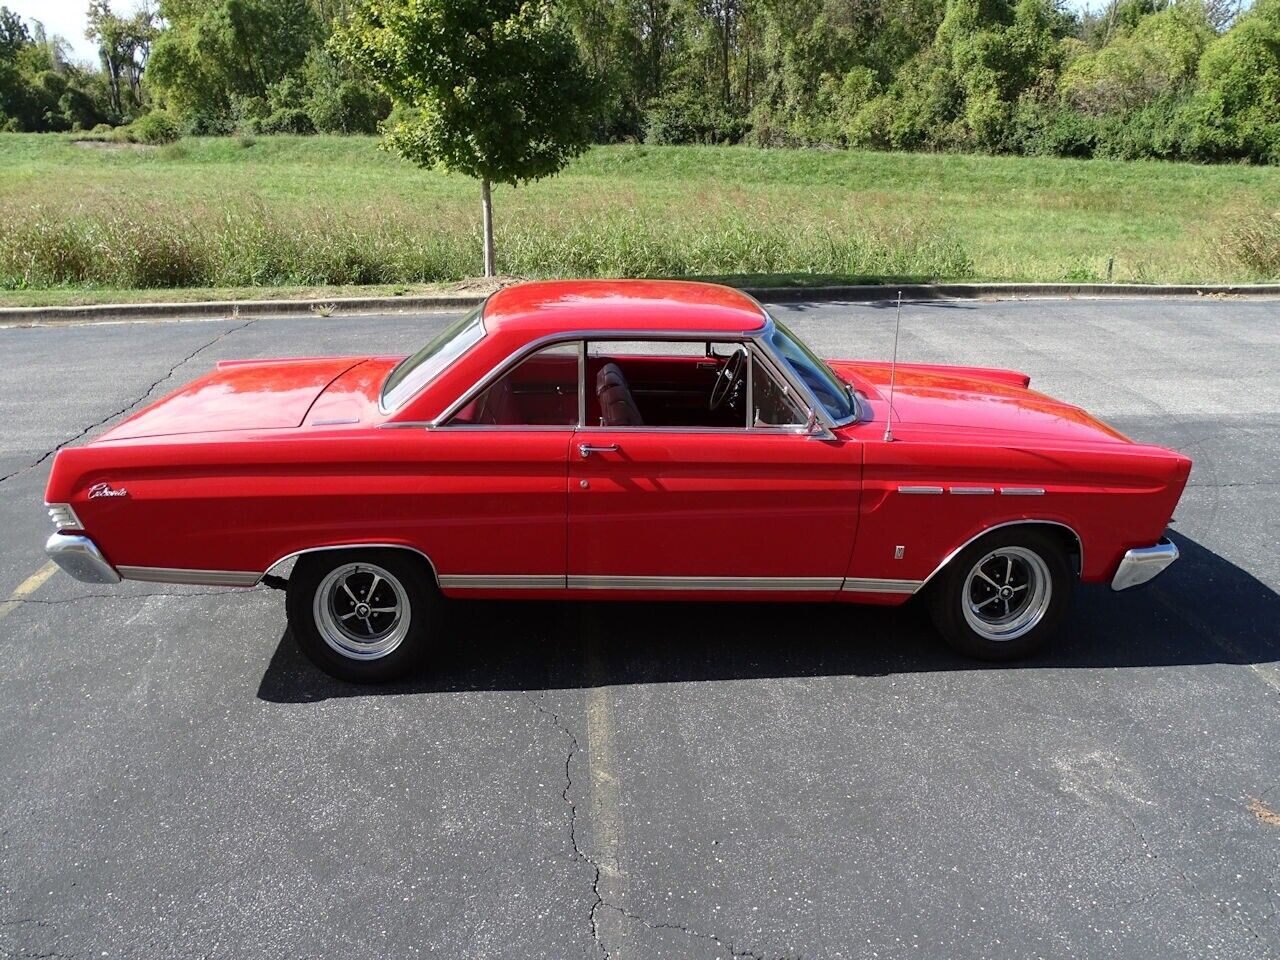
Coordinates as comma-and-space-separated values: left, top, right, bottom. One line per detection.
286, 548, 438, 682
927, 528, 1074, 660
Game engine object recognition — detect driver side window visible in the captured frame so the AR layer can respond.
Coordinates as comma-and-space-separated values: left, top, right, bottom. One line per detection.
585, 340, 748, 430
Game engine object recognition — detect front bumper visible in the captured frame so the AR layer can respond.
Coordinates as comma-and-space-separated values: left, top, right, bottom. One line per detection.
1111, 538, 1179, 591
45, 533, 121, 585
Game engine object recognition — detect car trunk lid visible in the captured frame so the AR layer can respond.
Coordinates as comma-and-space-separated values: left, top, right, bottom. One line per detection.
98, 357, 367, 441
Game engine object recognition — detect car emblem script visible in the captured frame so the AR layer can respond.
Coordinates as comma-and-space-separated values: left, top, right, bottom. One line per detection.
88, 482, 128, 499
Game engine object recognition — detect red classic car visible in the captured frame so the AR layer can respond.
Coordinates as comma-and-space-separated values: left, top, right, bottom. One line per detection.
44, 280, 1189, 681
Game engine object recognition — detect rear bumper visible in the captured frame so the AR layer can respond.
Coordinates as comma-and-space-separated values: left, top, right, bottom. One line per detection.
45, 533, 121, 585
1111, 538, 1178, 591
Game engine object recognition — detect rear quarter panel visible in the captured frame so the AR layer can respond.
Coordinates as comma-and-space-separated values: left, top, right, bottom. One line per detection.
47, 429, 572, 579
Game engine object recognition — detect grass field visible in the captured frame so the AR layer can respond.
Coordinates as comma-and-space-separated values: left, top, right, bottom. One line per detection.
2, 133, 1278, 303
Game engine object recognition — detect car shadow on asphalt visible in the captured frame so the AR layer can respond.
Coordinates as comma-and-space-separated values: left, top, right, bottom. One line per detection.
256, 532, 1278, 703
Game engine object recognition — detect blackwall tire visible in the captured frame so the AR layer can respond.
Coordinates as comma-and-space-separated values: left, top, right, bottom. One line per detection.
928, 527, 1074, 661
285, 548, 437, 683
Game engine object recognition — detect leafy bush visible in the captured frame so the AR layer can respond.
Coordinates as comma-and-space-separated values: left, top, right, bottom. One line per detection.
644, 91, 749, 145
259, 107, 315, 134
130, 111, 181, 144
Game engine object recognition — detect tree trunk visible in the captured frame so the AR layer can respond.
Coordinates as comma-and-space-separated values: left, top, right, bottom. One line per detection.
480, 178, 495, 278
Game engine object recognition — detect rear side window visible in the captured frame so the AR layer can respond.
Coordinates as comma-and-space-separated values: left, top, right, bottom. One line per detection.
447, 343, 581, 427
381, 307, 485, 411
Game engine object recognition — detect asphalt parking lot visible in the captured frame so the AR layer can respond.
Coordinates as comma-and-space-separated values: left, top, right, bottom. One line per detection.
0, 296, 1277, 959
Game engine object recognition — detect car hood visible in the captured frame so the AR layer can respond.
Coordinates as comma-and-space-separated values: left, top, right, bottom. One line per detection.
831, 360, 1132, 445
98, 357, 368, 441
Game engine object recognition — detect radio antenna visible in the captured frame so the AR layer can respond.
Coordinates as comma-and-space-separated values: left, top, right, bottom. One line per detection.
883, 291, 902, 443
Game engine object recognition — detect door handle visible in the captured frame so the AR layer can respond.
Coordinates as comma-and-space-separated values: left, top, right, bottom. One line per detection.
578, 443, 619, 459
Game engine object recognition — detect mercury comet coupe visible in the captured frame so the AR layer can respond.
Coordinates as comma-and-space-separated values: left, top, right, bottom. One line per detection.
44, 280, 1189, 682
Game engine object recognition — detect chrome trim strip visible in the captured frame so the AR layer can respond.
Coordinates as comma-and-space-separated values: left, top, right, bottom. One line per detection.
117, 566, 260, 587
263, 543, 439, 585
566, 575, 843, 592
439, 574, 566, 590
45, 533, 120, 585
311, 417, 360, 426
1111, 538, 1178, 591
950, 486, 995, 495
1000, 487, 1046, 496
841, 577, 921, 594
898, 485, 944, 495
918, 519, 1084, 589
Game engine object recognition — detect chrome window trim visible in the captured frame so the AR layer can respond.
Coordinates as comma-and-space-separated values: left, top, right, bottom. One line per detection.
917, 519, 1084, 589
426, 327, 827, 436
429, 329, 745, 428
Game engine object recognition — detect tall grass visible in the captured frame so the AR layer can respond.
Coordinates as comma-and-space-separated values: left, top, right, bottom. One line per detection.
0, 201, 972, 290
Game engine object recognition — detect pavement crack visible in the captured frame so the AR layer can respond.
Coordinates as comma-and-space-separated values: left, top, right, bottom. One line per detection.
523, 694, 784, 960
0, 317, 256, 486
524, 694, 608, 960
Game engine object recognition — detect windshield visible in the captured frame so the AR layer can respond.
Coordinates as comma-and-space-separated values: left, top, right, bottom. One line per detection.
765, 316, 857, 422
381, 307, 486, 411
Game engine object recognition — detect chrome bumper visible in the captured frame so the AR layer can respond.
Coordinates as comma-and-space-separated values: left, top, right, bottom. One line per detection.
45, 533, 121, 585
1111, 538, 1178, 591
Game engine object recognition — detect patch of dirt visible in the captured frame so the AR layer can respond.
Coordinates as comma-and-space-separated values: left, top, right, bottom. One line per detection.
1247, 796, 1280, 826
453, 275, 526, 293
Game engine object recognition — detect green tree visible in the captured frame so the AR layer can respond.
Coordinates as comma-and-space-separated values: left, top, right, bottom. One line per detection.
148, 0, 318, 126
332, 0, 600, 276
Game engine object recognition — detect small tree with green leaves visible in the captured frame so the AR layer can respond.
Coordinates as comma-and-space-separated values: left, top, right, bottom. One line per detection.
332, 0, 598, 276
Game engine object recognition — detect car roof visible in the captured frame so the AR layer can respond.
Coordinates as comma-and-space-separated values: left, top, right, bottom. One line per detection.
481, 280, 769, 338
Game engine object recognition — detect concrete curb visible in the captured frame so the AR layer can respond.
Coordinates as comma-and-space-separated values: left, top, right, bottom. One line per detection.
3, 282, 1279, 324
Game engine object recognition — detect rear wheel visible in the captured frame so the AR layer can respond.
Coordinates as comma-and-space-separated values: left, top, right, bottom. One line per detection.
928, 528, 1073, 660
286, 549, 438, 682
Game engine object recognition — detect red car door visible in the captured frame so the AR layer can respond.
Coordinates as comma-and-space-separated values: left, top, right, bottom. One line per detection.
566, 430, 862, 594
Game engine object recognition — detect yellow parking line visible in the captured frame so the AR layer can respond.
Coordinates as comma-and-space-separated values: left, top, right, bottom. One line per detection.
0, 562, 59, 624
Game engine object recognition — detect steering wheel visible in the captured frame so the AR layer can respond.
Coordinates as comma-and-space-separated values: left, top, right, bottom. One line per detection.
709, 347, 747, 411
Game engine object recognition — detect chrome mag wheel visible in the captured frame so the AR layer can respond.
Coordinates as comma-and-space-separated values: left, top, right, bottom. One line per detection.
961, 546, 1053, 642
313, 561, 412, 661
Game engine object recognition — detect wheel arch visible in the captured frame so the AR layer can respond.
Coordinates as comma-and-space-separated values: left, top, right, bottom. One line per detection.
918, 520, 1083, 593
262, 543, 439, 586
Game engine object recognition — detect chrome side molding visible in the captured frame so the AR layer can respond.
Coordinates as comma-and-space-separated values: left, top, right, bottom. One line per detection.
117, 566, 261, 587
1111, 538, 1179, 591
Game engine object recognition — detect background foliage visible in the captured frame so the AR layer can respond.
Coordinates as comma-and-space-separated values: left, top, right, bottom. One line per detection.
1, 0, 1278, 163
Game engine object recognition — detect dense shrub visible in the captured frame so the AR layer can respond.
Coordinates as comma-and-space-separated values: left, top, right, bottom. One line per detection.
130, 110, 181, 144
259, 107, 315, 134
644, 91, 750, 146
